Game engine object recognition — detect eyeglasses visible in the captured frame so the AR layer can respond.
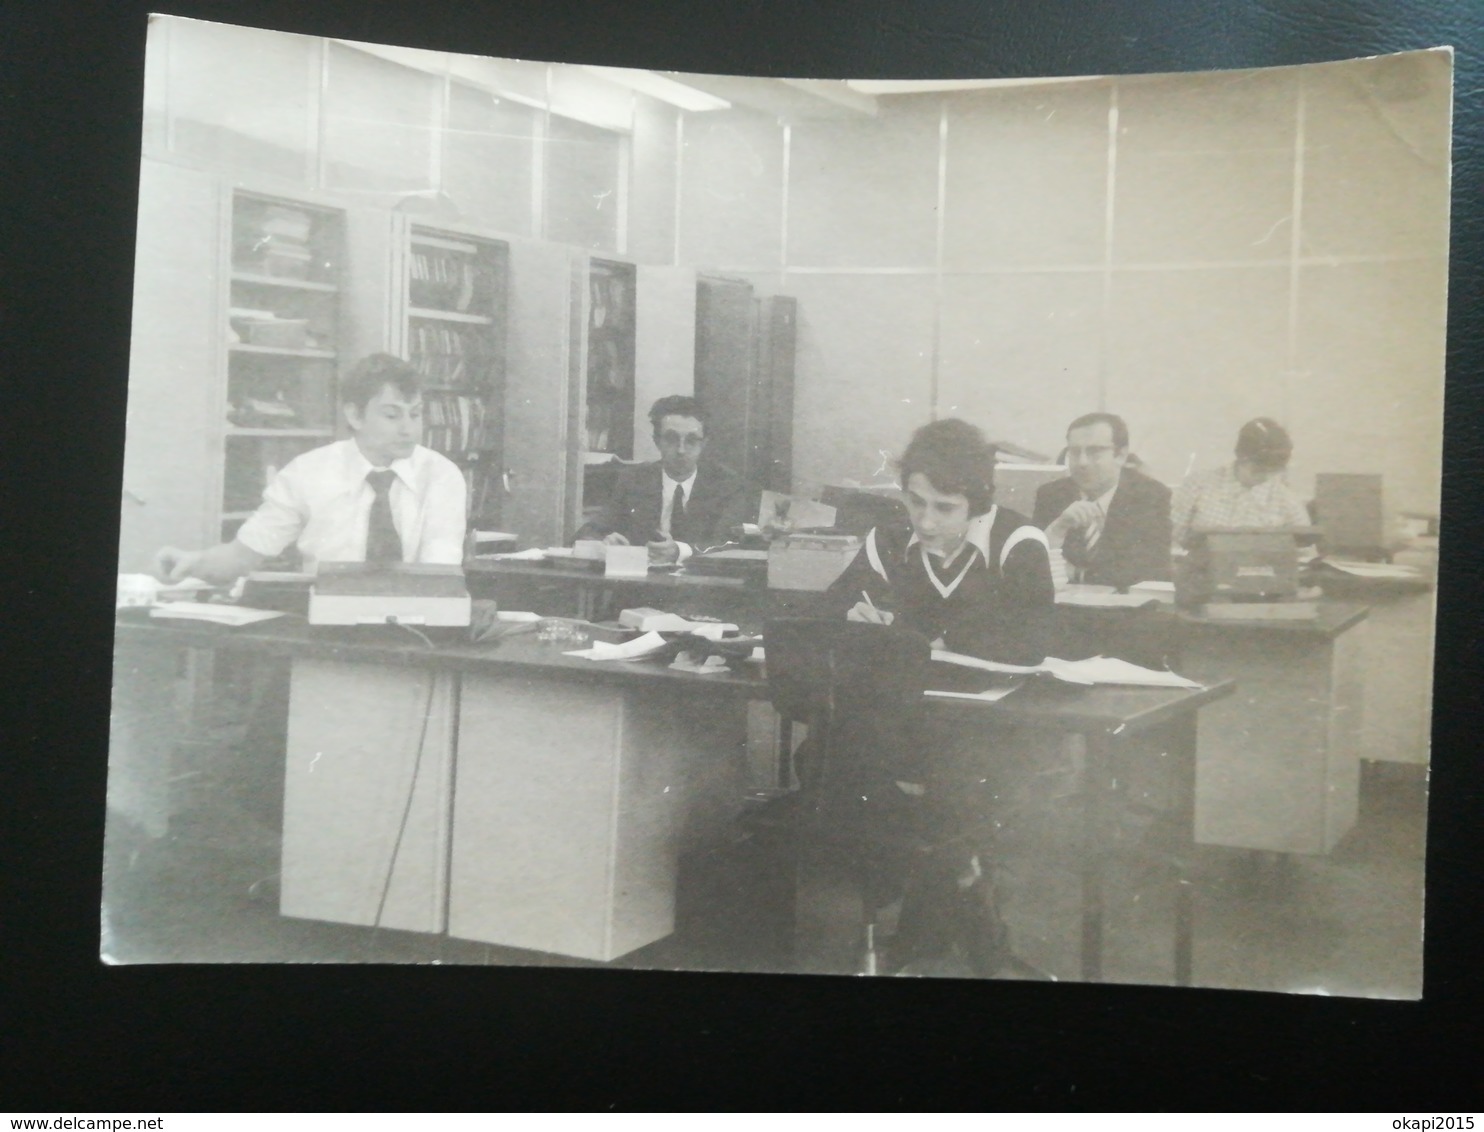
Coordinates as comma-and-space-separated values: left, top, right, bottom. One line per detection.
658, 431, 705, 449
1065, 445, 1116, 461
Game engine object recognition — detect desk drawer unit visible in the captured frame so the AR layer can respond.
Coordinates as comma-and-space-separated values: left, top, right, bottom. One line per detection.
450, 676, 747, 961
282, 659, 457, 934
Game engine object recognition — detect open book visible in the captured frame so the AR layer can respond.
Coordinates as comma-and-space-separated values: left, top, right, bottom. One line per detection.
931, 648, 1202, 689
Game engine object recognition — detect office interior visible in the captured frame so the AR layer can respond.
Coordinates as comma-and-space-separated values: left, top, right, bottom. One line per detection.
106, 17, 1448, 996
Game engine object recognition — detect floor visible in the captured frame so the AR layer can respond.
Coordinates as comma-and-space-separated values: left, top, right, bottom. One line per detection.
100, 727, 1426, 999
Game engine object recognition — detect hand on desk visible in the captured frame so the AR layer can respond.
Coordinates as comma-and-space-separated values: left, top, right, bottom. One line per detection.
601, 532, 630, 547
646, 534, 681, 565
847, 601, 895, 626
154, 545, 204, 584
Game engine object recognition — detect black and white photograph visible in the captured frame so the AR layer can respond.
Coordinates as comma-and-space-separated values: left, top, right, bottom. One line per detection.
102, 15, 1449, 999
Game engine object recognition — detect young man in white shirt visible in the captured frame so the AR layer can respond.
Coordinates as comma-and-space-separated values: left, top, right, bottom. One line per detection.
156, 354, 468, 584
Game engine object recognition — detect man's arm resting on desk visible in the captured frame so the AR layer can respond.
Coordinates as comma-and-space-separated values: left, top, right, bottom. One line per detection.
155, 539, 267, 585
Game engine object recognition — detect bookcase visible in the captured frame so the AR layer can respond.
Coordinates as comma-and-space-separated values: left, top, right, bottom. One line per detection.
694, 279, 797, 494
578, 258, 638, 529
221, 191, 346, 552
501, 252, 698, 549
400, 226, 510, 528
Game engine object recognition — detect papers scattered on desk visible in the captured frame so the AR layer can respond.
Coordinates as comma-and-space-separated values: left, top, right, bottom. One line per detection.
618, 609, 739, 638
1130, 580, 1176, 596
564, 631, 669, 661
149, 602, 285, 627
487, 548, 547, 561
117, 573, 214, 608
931, 648, 1201, 689
1056, 586, 1161, 609
925, 685, 1020, 703
1045, 656, 1201, 688
1056, 582, 1175, 608
668, 652, 730, 675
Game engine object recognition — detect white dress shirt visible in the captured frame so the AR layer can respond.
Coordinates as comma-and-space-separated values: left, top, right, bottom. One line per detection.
235, 439, 468, 571
660, 469, 698, 561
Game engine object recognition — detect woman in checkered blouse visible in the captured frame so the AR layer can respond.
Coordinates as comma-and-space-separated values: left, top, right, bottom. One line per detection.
1171, 417, 1311, 547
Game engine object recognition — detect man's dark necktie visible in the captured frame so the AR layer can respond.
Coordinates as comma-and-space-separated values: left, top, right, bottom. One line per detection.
365, 469, 402, 566
670, 483, 687, 542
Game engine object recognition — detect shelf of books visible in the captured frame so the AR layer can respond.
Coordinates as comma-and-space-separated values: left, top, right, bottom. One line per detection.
221, 192, 344, 553
403, 227, 510, 528
578, 258, 637, 526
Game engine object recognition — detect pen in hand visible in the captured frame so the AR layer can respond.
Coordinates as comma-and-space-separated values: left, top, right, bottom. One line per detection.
858, 589, 892, 625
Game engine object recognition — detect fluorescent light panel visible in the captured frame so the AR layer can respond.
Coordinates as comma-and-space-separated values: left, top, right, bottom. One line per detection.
579, 65, 732, 112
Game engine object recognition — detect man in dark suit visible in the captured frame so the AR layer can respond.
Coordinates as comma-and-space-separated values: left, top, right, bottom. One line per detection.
576, 395, 755, 563
1032, 412, 1172, 588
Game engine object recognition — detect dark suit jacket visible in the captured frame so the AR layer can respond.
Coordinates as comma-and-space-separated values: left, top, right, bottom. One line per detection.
575, 460, 756, 551
1032, 466, 1172, 587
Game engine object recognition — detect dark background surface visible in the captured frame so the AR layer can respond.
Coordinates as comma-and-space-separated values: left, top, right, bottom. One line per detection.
3, 0, 1480, 1110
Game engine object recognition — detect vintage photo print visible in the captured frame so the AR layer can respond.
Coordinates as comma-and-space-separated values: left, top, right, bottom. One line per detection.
105, 15, 1450, 999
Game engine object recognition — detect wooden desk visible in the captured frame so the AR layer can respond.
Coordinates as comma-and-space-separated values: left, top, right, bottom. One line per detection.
111, 615, 1231, 982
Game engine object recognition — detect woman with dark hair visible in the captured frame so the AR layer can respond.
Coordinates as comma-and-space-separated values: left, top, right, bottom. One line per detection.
1171, 417, 1311, 546
818, 418, 1054, 976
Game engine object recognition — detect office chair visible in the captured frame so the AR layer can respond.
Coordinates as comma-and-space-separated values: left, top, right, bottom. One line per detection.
740, 618, 1005, 976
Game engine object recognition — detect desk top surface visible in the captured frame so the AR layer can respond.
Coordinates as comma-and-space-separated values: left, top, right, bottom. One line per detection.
115, 613, 1233, 735
465, 559, 750, 590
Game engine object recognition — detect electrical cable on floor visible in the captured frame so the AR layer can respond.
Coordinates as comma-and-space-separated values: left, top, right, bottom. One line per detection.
373, 664, 436, 937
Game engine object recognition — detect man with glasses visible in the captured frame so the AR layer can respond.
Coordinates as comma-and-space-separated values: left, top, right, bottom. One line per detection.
1032, 412, 1172, 588
576, 395, 755, 564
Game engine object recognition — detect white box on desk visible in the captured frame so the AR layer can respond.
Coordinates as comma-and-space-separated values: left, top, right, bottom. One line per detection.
308, 563, 472, 627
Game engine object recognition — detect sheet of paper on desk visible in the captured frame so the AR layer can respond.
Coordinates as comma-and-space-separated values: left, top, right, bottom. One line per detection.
669, 652, 730, 675
1324, 560, 1423, 579
1042, 656, 1202, 688
930, 648, 1045, 676
1130, 580, 1176, 595
149, 602, 285, 626
619, 610, 739, 637
564, 631, 668, 661
931, 647, 1200, 688
925, 685, 1020, 703
1057, 586, 1162, 608
489, 548, 547, 561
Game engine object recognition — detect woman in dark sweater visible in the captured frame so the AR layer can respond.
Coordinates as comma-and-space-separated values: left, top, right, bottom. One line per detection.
822, 419, 1054, 976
